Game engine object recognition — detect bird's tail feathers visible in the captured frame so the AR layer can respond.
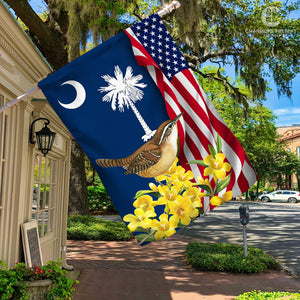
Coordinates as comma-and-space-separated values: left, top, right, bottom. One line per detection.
96, 157, 130, 168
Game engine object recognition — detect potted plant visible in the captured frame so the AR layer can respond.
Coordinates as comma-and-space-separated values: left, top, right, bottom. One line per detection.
0, 260, 77, 299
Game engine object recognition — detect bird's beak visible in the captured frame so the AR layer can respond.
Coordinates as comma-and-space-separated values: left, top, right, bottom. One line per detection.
174, 112, 183, 123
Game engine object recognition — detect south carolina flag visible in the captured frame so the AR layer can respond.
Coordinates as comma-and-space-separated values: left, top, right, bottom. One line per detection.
38, 13, 257, 245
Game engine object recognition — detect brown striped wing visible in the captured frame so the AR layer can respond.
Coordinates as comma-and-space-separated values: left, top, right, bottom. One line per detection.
124, 148, 162, 175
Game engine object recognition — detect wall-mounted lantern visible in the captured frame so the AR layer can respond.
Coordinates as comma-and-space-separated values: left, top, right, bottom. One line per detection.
29, 118, 56, 156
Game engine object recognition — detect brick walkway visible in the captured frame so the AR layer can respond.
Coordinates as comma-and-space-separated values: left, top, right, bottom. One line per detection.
66, 235, 300, 300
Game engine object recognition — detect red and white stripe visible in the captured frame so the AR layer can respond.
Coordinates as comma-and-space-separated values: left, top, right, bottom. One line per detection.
125, 27, 257, 212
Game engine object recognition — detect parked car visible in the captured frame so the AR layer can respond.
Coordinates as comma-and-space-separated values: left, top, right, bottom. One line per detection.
258, 190, 300, 203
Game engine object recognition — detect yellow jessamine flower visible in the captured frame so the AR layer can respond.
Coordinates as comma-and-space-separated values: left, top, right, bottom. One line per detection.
149, 182, 160, 192
183, 188, 203, 210
170, 166, 194, 188
151, 214, 176, 240
183, 187, 205, 204
157, 185, 182, 206
169, 197, 199, 227
156, 157, 179, 182
123, 208, 156, 231
210, 191, 233, 206
133, 195, 156, 212
166, 157, 179, 175
203, 153, 231, 180
196, 177, 212, 190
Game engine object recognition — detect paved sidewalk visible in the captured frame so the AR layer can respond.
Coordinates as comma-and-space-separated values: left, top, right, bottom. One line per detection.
66, 235, 300, 300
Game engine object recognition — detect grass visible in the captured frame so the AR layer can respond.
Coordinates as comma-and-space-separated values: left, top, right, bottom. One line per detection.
235, 290, 300, 299
185, 242, 280, 273
67, 215, 133, 241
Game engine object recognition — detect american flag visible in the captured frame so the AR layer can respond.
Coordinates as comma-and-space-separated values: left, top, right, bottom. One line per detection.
125, 14, 257, 211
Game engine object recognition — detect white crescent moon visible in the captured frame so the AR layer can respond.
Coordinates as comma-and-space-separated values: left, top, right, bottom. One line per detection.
58, 80, 86, 109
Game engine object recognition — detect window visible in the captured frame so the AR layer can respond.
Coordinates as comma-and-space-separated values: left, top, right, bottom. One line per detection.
297, 146, 300, 158
32, 154, 57, 237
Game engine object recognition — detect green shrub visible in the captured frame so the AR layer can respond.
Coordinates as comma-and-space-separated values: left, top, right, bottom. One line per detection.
67, 215, 133, 241
185, 242, 279, 273
87, 184, 117, 214
0, 260, 76, 299
235, 290, 300, 299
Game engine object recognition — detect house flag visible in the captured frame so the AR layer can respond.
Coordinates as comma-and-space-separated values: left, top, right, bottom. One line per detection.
38, 13, 257, 245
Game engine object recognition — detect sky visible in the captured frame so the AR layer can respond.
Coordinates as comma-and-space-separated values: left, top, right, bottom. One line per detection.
27, 0, 300, 127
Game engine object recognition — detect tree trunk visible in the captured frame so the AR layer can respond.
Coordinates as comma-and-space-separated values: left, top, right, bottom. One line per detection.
256, 178, 260, 199
129, 101, 155, 141
68, 140, 89, 215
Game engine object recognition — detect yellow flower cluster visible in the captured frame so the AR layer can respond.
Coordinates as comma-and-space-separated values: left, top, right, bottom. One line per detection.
124, 137, 234, 244
123, 158, 204, 242
199, 151, 233, 206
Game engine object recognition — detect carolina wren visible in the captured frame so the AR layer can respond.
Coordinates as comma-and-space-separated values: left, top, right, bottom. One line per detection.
96, 113, 182, 178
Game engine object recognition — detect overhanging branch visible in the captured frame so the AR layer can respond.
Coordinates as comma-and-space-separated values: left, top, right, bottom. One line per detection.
185, 50, 243, 65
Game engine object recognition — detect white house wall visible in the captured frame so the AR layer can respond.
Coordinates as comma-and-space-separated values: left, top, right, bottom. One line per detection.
0, 1, 71, 269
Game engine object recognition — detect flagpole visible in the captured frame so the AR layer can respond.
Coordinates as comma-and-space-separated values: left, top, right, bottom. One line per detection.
157, 1, 181, 17
0, 86, 40, 113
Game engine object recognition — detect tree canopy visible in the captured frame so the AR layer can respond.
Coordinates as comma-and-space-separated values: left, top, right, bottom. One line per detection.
6, 0, 299, 104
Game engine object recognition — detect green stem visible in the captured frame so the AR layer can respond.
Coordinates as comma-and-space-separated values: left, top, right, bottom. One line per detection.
139, 230, 156, 245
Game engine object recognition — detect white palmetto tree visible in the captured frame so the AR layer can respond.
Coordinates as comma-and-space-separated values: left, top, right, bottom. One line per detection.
99, 65, 156, 141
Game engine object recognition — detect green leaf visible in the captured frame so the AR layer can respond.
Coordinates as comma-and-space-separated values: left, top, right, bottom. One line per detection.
134, 190, 162, 199
208, 145, 216, 157
217, 135, 222, 153
134, 190, 151, 199
215, 173, 232, 193
188, 160, 209, 167
194, 184, 213, 196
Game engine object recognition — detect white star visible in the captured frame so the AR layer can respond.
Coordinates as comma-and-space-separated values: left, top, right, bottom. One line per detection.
174, 60, 178, 65
173, 53, 177, 58
158, 41, 162, 46
151, 38, 155, 43
181, 62, 186, 67
158, 34, 162, 39
143, 42, 148, 47
145, 21, 149, 26
174, 67, 179, 72
158, 48, 162, 53
159, 62, 164, 67
143, 35, 147, 40
151, 31, 155, 36
158, 56, 163, 60
166, 51, 170, 56
166, 65, 171, 70
158, 27, 163, 31
166, 58, 170, 63
151, 52, 156, 57
167, 73, 172, 78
